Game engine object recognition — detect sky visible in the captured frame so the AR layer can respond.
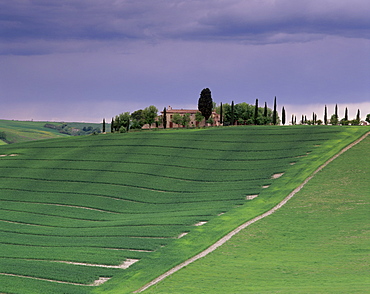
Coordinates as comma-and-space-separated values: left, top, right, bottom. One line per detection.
1, 0, 369, 122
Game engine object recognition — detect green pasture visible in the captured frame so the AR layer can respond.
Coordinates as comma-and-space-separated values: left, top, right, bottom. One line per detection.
0, 119, 103, 144
0, 119, 67, 143
145, 134, 370, 294
0, 125, 368, 294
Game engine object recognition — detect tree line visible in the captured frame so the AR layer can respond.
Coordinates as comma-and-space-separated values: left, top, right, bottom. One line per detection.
106, 88, 370, 133
282, 104, 367, 126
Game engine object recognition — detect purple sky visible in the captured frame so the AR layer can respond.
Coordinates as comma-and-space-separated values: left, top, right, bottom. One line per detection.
1, 0, 369, 122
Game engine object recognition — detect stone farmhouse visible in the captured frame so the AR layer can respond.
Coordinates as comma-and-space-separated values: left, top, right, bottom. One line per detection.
162, 106, 221, 128
142, 106, 221, 129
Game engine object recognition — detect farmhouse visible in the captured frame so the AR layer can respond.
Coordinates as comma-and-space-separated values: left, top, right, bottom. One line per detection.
162, 106, 221, 128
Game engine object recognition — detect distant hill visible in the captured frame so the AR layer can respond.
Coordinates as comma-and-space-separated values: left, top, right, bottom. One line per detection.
0, 120, 103, 144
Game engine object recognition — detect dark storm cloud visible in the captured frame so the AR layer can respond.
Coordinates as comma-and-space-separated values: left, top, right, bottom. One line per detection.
1, 0, 369, 52
1, 1, 369, 122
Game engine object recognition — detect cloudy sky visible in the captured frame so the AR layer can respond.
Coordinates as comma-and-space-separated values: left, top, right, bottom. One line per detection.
1, 0, 369, 122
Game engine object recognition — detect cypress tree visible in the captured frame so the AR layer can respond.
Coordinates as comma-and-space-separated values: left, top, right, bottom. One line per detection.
304, 115, 307, 124
356, 109, 360, 121
163, 107, 167, 129
282, 106, 286, 125
324, 105, 328, 125
220, 102, 223, 125
272, 96, 277, 125
301, 115, 304, 125
198, 88, 213, 121
254, 98, 259, 125
335, 104, 338, 119
345, 107, 348, 121
110, 118, 114, 133
295, 116, 297, 125
292, 114, 294, 125
231, 101, 235, 126
102, 118, 106, 133
264, 102, 268, 124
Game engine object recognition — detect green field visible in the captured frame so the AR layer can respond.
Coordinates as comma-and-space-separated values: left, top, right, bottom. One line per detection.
0, 125, 368, 294
0, 120, 104, 144
145, 134, 370, 294
0, 120, 68, 144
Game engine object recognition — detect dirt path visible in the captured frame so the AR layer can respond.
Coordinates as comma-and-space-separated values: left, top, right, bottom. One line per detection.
134, 131, 370, 293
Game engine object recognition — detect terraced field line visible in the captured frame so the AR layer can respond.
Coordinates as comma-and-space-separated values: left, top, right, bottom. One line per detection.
0, 273, 110, 286
135, 131, 370, 293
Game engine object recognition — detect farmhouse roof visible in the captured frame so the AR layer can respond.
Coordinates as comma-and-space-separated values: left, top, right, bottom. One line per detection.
162, 106, 199, 114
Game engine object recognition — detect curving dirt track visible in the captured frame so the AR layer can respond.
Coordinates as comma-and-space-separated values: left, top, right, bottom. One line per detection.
134, 131, 370, 293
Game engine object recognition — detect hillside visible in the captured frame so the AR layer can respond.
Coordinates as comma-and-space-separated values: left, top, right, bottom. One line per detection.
0, 126, 368, 294
145, 134, 370, 294
0, 120, 103, 144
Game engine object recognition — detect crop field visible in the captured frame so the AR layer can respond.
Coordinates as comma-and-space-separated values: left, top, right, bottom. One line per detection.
145, 133, 370, 294
0, 126, 368, 294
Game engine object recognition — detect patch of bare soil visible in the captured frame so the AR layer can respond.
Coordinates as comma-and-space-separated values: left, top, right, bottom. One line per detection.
246, 195, 258, 200
177, 232, 188, 239
272, 173, 284, 179
194, 221, 207, 226
55, 259, 139, 269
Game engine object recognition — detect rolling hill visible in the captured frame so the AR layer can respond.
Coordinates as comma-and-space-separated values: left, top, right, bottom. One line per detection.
0, 125, 368, 294
0, 119, 103, 144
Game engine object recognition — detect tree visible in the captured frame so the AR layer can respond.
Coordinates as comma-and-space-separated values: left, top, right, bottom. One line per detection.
163, 107, 167, 129
231, 101, 235, 126
356, 109, 360, 122
142, 105, 158, 127
235, 102, 252, 125
198, 88, 213, 121
113, 116, 120, 132
102, 118, 106, 133
335, 104, 338, 120
195, 111, 204, 127
114, 112, 131, 132
345, 107, 348, 121
366, 114, 370, 123
324, 105, 328, 125
272, 96, 277, 125
172, 113, 183, 127
182, 113, 191, 127
131, 109, 145, 129
282, 106, 286, 125
111, 118, 114, 133
254, 99, 259, 125
292, 114, 295, 125
206, 116, 214, 126
330, 114, 338, 125
220, 102, 223, 125
264, 102, 268, 120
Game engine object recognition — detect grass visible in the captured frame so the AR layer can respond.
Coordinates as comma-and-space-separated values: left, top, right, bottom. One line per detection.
0, 125, 368, 294
0, 119, 104, 144
144, 134, 370, 293
0, 120, 68, 143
